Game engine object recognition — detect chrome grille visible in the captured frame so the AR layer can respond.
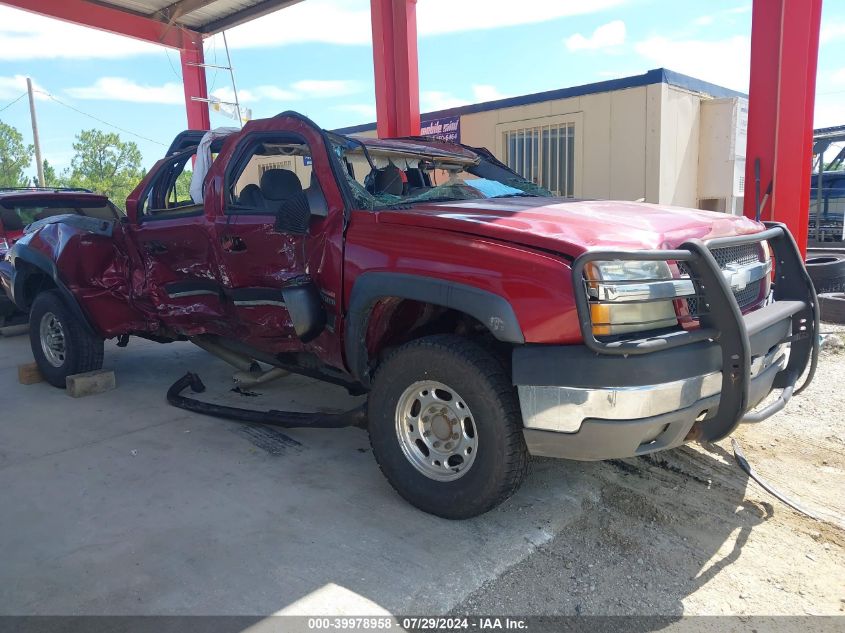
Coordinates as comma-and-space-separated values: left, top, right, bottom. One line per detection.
678, 242, 766, 316
711, 244, 763, 269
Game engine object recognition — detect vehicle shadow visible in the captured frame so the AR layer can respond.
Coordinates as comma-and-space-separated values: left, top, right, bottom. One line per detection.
0, 340, 788, 623
133, 343, 775, 621
447, 441, 770, 622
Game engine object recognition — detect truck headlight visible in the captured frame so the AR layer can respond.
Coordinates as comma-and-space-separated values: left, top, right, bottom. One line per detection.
584, 260, 695, 336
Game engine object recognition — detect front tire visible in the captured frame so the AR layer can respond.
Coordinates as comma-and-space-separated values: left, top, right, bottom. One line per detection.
29, 290, 104, 388
368, 335, 528, 519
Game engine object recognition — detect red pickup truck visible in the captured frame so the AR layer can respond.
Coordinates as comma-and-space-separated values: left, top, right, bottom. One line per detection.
0, 187, 120, 325
1, 112, 818, 518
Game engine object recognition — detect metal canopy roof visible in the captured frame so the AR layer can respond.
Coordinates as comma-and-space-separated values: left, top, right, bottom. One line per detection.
91, 0, 303, 34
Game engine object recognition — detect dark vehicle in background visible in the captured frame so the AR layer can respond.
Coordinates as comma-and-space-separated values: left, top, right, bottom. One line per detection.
0, 188, 121, 325
809, 129, 845, 244
806, 129, 845, 319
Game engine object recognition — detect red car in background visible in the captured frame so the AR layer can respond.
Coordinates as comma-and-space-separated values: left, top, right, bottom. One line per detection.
0, 188, 122, 325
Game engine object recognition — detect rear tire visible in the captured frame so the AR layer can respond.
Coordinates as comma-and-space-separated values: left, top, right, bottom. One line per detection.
29, 290, 104, 388
368, 335, 528, 519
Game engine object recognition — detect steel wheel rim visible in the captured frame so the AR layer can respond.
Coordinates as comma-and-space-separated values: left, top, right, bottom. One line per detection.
39, 311, 66, 368
394, 380, 478, 481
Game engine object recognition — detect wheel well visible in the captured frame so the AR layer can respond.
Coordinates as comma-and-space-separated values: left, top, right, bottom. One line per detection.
365, 298, 512, 367
19, 265, 56, 309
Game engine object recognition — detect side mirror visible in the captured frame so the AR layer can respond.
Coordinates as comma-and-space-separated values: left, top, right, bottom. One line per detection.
281, 277, 326, 342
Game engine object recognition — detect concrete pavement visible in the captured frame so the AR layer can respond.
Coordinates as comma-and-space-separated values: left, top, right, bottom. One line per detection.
0, 334, 595, 615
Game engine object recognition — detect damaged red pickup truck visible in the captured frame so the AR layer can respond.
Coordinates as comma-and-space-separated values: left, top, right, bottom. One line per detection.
1, 112, 818, 518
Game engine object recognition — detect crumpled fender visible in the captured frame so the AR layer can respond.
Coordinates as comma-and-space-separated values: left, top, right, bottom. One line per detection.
9, 242, 98, 337
25, 213, 114, 238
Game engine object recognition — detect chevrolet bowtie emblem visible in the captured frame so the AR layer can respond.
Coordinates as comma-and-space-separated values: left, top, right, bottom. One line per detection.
724, 264, 753, 291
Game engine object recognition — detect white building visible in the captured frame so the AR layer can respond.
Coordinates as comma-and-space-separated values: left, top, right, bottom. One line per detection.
336, 68, 749, 215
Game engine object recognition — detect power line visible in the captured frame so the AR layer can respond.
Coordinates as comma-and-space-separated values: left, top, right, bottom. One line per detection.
164, 47, 183, 80
0, 92, 27, 113
35, 90, 168, 147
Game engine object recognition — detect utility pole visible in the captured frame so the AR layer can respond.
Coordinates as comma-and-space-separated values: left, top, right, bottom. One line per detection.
26, 77, 45, 187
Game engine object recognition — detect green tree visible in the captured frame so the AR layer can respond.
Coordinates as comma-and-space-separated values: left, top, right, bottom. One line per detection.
65, 129, 143, 207
173, 169, 192, 203
0, 120, 34, 188
34, 159, 59, 187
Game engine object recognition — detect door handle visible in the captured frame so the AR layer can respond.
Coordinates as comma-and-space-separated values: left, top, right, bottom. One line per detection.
143, 240, 168, 254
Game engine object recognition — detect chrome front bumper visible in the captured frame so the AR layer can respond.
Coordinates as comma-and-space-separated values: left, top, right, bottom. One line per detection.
517, 342, 792, 461
515, 223, 818, 462
519, 344, 788, 435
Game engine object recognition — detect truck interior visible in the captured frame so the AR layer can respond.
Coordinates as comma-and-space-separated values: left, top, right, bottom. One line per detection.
0, 197, 120, 225
330, 134, 553, 210
228, 138, 329, 228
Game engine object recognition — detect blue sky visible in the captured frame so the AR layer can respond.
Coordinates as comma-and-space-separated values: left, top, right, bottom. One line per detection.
1, 0, 843, 175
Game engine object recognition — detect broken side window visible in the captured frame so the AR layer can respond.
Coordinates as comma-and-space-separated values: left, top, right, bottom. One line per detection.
330, 135, 552, 211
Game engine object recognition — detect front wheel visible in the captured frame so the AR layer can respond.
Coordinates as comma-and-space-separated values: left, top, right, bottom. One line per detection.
368, 335, 528, 519
29, 290, 104, 388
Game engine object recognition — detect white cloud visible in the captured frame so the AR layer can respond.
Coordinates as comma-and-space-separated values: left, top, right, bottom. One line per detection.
0, 75, 47, 100
815, 93, 845, 128
565, 20, 626, 52
66, 77, 184, 104
290, 80, 362, 98
634, 35, 751, 91
215, 0, 630, 51
693, 5, 751, 29
472, 85, 511, 101
1, 0, 629, 60
219, 0, 370, 49
255, 86, 300, 101
0, 6, 160, 60
418, 0, 627, 37
422, 84, 511, 112
333, 103, 377, 120
821, 20, 845, 45
421, 91, 469, 112
211, 86, 258, 104
597, 70, 627, 80
39, 64, 354, 108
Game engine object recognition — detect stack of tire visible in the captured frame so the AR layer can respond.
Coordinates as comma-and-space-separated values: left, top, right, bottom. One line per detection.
805, 248, 845, 324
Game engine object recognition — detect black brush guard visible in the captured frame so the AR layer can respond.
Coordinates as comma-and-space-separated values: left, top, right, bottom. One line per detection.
571, 222, 819, 442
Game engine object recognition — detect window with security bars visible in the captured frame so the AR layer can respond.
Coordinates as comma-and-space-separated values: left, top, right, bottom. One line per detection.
503, 123, 576, 197
258, 159, 294, 175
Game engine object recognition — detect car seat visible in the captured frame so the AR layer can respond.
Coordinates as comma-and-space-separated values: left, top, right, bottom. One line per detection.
260, 169, 311, 234
0, 208, 23, 232
372, 164, 405, 196
238, 183, 265, 209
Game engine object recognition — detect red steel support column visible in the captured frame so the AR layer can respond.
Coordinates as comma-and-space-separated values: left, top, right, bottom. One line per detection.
180, 33, 211, 131
744, 0, 823, 255
370, 0, 420, 138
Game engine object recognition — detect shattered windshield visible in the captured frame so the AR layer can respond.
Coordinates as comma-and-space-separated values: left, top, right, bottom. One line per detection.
329, 134, 552, 210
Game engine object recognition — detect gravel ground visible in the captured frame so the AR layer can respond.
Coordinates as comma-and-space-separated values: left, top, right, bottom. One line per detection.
453, 323, 845, 616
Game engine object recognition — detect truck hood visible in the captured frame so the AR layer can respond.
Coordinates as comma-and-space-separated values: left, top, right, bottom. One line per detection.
376, 198, 765, 255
